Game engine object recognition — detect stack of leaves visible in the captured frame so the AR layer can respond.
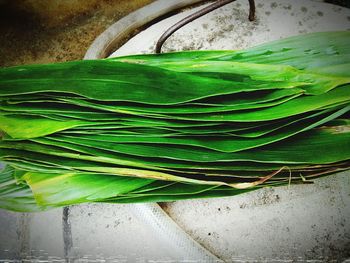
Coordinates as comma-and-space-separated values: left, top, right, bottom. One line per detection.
0, 31, 349, 212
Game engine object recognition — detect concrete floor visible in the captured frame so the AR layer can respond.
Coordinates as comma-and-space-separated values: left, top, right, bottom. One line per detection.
0, 0, 153, 67
0, 0, 347, 67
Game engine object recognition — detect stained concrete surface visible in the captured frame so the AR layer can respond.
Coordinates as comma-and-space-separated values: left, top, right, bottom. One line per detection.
0, 0, 347, 67
114, 0, 350, 56
160, 172, 350, 262
0, 0, 153, 67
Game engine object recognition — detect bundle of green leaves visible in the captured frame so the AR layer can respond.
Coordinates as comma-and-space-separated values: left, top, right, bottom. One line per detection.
0, 31, 349, 212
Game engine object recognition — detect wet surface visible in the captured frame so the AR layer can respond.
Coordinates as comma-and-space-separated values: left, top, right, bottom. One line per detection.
0, 0, 153, 67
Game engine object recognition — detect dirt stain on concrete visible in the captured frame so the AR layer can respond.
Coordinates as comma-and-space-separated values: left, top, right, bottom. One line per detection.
0, 0, 154, 67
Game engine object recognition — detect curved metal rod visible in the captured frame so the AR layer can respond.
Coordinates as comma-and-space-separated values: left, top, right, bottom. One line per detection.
155, 0, 256, 53
248, 0, 256, 21
85, 0, 209, 59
